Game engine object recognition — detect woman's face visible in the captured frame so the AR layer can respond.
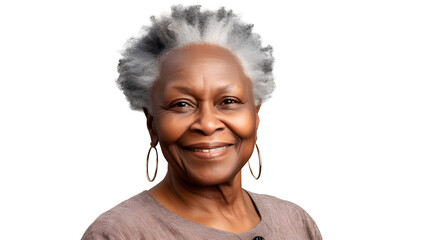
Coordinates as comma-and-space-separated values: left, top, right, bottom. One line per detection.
147, 44, 260, 186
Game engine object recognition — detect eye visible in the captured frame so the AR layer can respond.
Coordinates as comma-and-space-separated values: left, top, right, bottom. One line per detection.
173, 101, 189, 107
167, 100, 195, 112
222, 99, 238, 105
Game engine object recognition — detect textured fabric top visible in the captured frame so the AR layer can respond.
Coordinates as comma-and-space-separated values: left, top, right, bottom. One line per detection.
82, 191, 322, 240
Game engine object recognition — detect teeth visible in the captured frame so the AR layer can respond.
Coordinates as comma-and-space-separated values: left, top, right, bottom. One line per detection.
191, 145, 229, 152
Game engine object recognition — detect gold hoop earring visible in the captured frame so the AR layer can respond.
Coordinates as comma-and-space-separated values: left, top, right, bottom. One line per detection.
248, 143, 262, 180
146, 145, 158, 182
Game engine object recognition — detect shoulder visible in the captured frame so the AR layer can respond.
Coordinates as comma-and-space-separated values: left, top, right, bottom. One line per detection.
249, 191, 302, 209
248, 191, 323, 240
81, 191, 158, 240
251, 193, 311, 221
249, 191, 309, 217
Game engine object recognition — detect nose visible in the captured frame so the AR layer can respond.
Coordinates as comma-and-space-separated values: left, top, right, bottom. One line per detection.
189, 102, 224, 136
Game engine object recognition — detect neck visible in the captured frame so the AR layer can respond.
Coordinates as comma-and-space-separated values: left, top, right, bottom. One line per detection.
148, 166, 261, 233
151, 166, 246, 212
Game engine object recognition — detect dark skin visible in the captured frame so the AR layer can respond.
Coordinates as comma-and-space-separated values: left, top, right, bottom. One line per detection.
144, 43, 262, 234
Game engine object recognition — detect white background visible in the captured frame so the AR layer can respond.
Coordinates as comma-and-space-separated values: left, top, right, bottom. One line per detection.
1, 0, 428, 239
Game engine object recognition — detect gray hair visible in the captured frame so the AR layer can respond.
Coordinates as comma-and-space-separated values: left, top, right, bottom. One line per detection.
117, 5, 275, 112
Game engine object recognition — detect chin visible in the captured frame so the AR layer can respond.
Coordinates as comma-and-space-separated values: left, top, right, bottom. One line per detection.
185, 166, 241, 186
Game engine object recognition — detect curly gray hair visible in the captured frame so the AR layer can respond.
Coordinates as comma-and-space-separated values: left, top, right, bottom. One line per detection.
117, 5, 275, 112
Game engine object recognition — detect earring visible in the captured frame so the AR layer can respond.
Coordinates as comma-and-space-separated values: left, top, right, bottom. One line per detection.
146, 145, 158, 182
248, 143, 262, 180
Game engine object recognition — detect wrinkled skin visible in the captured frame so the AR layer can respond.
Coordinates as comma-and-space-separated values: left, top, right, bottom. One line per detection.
145, 43, 261, 233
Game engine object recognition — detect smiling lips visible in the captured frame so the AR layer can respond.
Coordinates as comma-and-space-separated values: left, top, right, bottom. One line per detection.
190, 145, 230, 152
182, 142, 232, 156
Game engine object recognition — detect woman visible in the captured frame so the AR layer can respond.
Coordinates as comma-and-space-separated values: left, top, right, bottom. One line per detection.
82, 5, 322, 240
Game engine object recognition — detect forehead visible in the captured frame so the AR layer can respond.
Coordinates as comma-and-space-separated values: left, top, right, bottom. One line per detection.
157, 44, 251, 89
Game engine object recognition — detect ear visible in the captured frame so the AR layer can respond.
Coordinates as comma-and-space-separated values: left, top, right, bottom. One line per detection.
256, 103, 261, 113
143, 108, 158, 147
255, 103, 261, 128
253, 103, 262, 142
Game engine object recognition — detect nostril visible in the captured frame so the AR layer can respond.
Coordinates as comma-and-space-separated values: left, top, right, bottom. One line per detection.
190, 123, 224, 136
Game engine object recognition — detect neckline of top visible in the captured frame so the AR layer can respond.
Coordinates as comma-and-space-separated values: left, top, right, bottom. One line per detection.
142, 189, 271, 237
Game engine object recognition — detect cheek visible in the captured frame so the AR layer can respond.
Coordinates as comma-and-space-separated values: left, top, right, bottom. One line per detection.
225, 109, 258, 140
155, 113, 190, 144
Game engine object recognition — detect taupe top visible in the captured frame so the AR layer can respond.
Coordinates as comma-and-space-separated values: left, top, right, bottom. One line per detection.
82, 191, 322, 240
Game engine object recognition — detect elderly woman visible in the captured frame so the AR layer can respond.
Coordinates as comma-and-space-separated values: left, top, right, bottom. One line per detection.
82, 5, 322, 240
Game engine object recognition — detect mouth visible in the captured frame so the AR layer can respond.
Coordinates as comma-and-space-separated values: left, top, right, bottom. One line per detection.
181, 142, 233, 158
187, 145, 231, 153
